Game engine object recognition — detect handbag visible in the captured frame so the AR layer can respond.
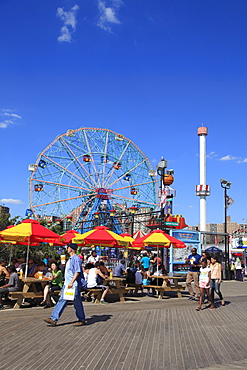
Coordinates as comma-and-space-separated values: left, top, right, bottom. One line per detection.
64, 286, 75, 300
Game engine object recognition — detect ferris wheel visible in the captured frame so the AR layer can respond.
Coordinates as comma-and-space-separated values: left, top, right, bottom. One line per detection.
28, 128, 158, 233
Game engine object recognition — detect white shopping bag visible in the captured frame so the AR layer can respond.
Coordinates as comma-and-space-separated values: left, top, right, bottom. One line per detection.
64, 286, 75, 301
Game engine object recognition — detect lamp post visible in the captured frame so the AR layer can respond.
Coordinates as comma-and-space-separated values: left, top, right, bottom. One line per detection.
220, 178, 231, 280
157, 157, 168, 230
129, 206, 138, 236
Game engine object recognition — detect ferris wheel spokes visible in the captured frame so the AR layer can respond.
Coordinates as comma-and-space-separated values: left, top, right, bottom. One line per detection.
103, 140, 131, 188
42, 154, 94, 189
102, 130, 109, 187
60, 137, 98, 188
83, 129, 99, 186
32, 192, 96, 209
107, 157, 149, 189
112, 180, 156, 193
111, 193, 158, 207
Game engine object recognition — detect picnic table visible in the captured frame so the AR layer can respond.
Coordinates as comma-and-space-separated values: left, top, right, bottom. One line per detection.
88, 277, 130, 303
9, 277, 60, 309
144, 275, 186, 299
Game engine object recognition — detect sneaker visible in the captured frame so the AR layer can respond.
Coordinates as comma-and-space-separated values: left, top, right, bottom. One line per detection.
73, 320, 86, 326
194, 298, 199, 302
0, 304, 4, 310
100, 299, 107, 304
43, 318, 57, 326
188, 297, 194, 300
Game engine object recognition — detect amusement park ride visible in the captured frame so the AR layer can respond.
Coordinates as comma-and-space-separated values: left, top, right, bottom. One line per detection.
26, 127, 187, 234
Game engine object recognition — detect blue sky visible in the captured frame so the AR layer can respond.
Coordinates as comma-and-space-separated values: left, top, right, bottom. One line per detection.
1, 0, 247, 227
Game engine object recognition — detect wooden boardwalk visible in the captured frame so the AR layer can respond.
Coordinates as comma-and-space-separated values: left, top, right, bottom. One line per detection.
0, 281, 246, 370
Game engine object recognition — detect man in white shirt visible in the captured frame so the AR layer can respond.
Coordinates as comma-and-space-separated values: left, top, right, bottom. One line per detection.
87, 251, 100, 264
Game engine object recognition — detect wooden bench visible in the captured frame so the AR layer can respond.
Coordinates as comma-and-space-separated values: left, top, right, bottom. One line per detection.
86, 288, 103, 303
142, 284, 186, 299
124, 284, 142, 294
87, 286, 131, 303
9, 290, 61, 309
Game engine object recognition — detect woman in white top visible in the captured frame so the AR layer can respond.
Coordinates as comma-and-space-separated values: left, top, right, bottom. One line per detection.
86, 262, 109, 303
196, 258, 214, 311
210, 255, 225, 306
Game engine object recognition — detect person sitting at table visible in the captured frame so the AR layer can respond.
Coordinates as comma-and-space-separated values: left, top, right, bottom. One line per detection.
99, 261, 109, 277
0, 265, 20, 310
126, 262, 137, 285
0, 258, 9, 287
87, 251, 100, 265
113, 260, 126, 277
27, 259, 38, 277
40, 262, 63, 309
86, 262, 109, 304
32, 261, 49, 278
11, 258, 20, 270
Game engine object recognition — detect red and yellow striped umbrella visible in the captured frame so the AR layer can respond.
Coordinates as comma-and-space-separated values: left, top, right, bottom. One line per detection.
72, 226, 128, 248
132, 229, 186, 249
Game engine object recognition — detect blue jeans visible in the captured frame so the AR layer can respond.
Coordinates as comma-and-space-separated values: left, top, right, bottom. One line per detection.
51, 286, 85, 322
210, 279, 223, 302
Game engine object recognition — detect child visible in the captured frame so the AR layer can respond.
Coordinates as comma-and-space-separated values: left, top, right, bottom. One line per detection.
196, 258, 214, 311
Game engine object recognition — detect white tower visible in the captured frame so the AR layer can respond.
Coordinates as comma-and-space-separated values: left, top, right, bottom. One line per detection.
196, 126, 210, 232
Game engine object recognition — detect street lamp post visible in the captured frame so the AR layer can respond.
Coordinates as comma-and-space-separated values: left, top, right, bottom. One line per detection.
220, 179, 231, 280
157, 157, 168, 231
129, 206, 138, 236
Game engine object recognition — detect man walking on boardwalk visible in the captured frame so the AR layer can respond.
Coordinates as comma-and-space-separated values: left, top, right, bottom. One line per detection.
185, 247, 201, 301
43, 243, 86, 326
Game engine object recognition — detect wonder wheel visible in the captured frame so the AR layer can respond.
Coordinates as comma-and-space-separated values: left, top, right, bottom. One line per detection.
28, 128, 158, 233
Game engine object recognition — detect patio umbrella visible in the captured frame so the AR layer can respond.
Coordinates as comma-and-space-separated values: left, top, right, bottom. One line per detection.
120, 233, 143, 250
0, 219, 63, 277
72, 226, 128, 248
60, 230, 85, 245
132, 229, 186, 274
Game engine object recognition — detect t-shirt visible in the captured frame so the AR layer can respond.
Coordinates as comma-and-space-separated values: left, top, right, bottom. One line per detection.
141, 256, 150, 269
8, 273, 20, 292
87, 255, 100, 264
52, 270, 63, 288
187, 254, 201, 272
64, 254, 84, 288
135, 270, 143, 285
199, 266, 211, 283
113, 263, 125, 277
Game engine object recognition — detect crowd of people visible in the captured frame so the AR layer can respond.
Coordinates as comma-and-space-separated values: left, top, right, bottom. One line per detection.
0, 245, 245, 321
185, 247, 226, 311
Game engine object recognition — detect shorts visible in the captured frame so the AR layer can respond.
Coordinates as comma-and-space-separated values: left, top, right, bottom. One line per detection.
49, 284, 61, 292
89, 285, 108, 291
199, 281, 210, 289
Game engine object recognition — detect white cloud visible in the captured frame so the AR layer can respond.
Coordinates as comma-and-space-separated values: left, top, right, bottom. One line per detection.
57, 5, 79, 43
207, 151, 218, 159
97, 0, 123, 32
0, 109, 22, 129
219, 154, 237, 161
218, 154, 247, 164
0, 198, 23, 204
